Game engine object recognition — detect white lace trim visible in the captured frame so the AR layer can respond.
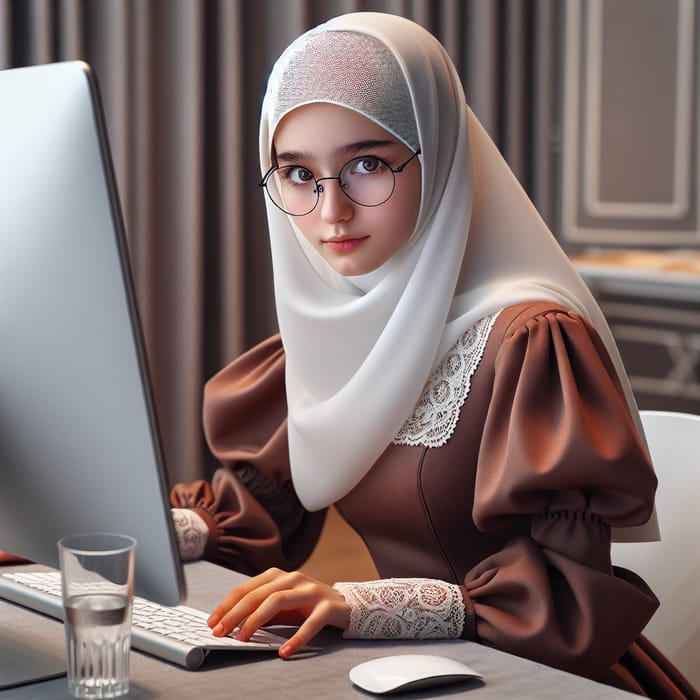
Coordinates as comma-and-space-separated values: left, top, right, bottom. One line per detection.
394, 311, 499, 447
171, 508, 209, 561
333, 578, 465, 640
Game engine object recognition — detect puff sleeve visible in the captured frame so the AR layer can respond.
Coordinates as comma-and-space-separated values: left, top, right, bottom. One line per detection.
170, 334, 325, 574
463, 310, 660, 679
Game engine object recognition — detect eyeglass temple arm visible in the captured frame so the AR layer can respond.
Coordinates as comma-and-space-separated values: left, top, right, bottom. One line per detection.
258, 165, 277, 188
392, 148, 421, 173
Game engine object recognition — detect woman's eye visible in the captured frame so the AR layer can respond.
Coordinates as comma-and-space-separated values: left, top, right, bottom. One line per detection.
281, 166, 314, 185
352, 157, 383, 175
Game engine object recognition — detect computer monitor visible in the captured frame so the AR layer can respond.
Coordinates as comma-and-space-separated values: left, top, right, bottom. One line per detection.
0, 62, 186, 607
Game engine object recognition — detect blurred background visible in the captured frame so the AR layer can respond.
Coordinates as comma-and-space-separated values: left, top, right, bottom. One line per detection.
1, 0, 698, 489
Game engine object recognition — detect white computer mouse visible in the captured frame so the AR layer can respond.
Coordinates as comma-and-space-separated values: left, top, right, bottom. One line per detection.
349, 654, 483, 695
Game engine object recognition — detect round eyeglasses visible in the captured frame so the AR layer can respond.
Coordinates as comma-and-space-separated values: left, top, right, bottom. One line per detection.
258, 149, 421, 217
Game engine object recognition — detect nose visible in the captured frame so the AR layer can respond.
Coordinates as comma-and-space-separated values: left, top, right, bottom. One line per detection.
317, 178, 354, 223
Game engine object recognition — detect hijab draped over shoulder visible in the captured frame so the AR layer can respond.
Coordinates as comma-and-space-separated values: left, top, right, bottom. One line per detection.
258, 12, 656, 541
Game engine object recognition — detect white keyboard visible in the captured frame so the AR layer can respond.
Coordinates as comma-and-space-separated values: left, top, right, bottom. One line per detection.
0, 570, 291, 670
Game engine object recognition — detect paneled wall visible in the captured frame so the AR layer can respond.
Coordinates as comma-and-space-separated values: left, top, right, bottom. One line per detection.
560, 0, 700, 413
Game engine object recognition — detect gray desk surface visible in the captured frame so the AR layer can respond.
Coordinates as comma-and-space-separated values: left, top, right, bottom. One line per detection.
0, 561, 642, 700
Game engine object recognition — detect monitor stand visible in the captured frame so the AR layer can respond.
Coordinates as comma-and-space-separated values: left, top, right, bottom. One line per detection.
0, 625, 67, 689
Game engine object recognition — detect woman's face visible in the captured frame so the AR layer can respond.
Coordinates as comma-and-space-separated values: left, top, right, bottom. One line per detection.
272, 103, 421, 277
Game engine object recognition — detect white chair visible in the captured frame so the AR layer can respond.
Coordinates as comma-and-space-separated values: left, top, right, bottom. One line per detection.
612, 409, 700, 688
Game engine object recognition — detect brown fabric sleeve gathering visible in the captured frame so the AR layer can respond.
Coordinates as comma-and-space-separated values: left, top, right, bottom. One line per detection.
462, 310, 660, 680
170, 334, 326, 575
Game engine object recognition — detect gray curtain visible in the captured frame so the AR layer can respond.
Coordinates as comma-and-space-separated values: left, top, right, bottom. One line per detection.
0, 0, 561, 486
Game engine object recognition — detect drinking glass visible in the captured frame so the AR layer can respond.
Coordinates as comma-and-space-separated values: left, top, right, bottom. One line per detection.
58, 533, 136, 699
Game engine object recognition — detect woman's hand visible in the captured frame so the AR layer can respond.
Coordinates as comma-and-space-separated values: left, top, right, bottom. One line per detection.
207, 567, 351, 658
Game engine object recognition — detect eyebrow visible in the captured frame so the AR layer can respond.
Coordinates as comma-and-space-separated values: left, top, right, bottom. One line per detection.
275, 139, 398, 165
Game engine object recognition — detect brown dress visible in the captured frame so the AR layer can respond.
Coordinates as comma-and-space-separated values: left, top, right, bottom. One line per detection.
171, 302, 698, 699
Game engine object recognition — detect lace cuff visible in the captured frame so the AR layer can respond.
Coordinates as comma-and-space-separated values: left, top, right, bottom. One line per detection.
333, 578, 465, 640
171, 508, 209, 561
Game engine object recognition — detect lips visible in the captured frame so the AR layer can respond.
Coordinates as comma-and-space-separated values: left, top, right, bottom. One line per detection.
323, 236, 368, 252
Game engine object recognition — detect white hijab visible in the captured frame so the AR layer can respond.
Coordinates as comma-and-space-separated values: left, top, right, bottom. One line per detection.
259, 12, 657, 541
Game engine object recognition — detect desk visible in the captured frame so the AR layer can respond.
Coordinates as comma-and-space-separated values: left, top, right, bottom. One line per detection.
1, 561, 642, 699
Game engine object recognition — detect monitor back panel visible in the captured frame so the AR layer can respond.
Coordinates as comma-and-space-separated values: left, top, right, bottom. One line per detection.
0, 61, 185, 606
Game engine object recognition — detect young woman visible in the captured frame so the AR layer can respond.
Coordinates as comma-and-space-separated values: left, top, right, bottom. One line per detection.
170, 12, 697, 699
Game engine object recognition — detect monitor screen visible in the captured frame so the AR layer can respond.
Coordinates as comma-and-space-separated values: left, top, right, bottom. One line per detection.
0, 61, 185, 608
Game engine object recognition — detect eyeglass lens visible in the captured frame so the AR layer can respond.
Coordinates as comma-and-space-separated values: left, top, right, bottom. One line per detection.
268, 156, 397, 216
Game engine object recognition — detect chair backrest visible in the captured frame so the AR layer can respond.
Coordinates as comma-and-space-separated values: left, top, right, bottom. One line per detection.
611, 409, 700, 688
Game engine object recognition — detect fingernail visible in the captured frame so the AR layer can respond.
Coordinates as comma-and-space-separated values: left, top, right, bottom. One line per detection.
212, 623, 224, 636
207, 614, 219, 628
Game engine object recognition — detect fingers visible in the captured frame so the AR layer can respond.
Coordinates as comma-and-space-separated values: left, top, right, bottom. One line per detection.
207, 567, 284, 629
277, 598, 345, 658
232, 581, 324, 640
206, 568, 351, 658
208, 567, 299, 635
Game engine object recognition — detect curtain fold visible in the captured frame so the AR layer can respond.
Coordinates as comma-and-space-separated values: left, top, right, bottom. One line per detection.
0, 0, 561, 485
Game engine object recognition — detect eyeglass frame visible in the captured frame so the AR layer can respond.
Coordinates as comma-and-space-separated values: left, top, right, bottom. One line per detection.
258, 148, 422, 216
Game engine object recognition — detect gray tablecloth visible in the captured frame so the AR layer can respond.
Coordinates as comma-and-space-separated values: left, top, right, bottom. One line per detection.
0, 561, 642, 699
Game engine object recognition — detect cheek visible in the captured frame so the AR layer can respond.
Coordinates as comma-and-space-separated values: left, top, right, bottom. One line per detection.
290, 216, 318, 245
395, 179, 421, 239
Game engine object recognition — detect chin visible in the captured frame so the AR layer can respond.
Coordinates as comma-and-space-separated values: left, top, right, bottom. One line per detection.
325, 252, 390, 278
331, 260, 377, 277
